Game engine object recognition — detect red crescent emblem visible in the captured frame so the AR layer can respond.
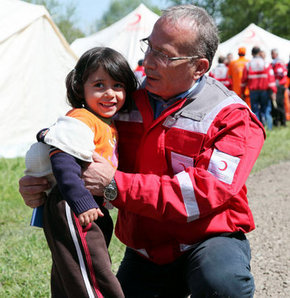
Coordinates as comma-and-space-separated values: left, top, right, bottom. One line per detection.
129, 13, 141, 26
218, 160, 228, 171
179, 163, 187, 171
245, 29, 255, 39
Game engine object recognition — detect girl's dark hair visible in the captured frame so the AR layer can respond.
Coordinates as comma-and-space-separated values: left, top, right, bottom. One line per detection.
66, 47, 138, 112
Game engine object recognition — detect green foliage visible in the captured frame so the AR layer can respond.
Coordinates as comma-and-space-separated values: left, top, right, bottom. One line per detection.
218, 0, 290, 41
252, 125, 290, 173
0, 158, 50, 297
1, 123, 289, 295
23, 0, 85, 43
165, 0, 290, 41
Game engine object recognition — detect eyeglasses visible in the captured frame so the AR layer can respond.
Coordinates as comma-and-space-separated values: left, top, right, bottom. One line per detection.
140, 38, 199, 65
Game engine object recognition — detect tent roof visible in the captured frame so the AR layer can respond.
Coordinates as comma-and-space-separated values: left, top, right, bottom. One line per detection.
213, 23, 290, 67
71, 4, 159, 68
0, 0, 77, 158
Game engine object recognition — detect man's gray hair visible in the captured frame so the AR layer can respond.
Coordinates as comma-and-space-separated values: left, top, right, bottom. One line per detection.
161, 5, 219, 68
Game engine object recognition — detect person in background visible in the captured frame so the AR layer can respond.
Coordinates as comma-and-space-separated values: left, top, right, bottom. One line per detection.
241, 46, 277, 130
228, 47, 249, 97
19, 5, 265, 297
134, 58, 146, 83
209, 55, 232, 89
287, 55, 290, 91
24, 47, 138, 298
271, 48, 288, 127
259, 50, 266, 60
225, 52, 233, 66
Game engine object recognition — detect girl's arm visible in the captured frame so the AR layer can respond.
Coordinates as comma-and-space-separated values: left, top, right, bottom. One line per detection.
50, 149, 100, 218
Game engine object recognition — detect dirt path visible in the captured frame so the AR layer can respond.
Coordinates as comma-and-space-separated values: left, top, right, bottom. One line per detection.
246, 161, 290, 297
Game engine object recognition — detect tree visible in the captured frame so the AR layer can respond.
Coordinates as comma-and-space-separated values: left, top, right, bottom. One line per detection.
165, 0, 290, 41
96, 0, 161, 31
23, 0, 85, 43
218, 0, 290, 41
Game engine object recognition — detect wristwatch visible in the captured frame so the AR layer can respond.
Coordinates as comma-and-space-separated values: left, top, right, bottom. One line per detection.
103, 177, 118, 201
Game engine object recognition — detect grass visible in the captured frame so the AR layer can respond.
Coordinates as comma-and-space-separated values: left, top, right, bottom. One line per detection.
0, 123, 289, 296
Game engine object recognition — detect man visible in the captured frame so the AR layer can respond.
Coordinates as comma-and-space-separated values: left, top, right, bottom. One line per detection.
241, 46, 277, 130
271, 48, 287, 126
225, 52, 233, 66
228, 47, 249, 97
209, 55, 232, 89
20, 5, 265, 297
134, 58, 146, 84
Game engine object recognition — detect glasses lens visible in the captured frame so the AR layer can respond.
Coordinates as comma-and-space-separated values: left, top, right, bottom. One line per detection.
140, 39, 168, 65
140, 40, 149, 54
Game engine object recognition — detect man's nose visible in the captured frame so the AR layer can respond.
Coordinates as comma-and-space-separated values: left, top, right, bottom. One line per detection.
143, 52, 156, 70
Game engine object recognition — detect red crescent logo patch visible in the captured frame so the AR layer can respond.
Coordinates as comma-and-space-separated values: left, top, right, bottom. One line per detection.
218, 160, 228, 171
179, 163, 187, 171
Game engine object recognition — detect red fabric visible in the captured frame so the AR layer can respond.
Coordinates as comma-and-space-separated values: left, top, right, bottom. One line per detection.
111, 87, 265, 264
241, 57, 277, 94
134, 65, 145, 77
209, 63, 232, 89
272, 59, 287, 86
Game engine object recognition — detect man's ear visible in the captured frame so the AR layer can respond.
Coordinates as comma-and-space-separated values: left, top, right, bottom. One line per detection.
192, 58, 209, 80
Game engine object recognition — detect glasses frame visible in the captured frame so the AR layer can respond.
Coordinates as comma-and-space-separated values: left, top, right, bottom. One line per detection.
140, 38, 199, 64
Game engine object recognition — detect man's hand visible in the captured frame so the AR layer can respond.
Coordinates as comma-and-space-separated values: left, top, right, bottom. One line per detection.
18, 176, 50, 208
78, 208, 104, 226
82, 152, 116, 196
271, 92, 277, 109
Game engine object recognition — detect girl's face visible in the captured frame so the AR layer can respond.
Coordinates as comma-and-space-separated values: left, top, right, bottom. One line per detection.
83, 66, 126, 118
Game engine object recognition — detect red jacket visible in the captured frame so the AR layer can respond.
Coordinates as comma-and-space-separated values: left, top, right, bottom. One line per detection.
112, 76, 265, 264
272, 58, 287, 86
209, 63, 232, 89
241, 56, 277, 94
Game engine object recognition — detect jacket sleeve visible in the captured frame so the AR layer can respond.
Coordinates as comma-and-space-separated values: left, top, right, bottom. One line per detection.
113, 108, 265, 223
50, 150, 99, 215
267, 65, 277, 93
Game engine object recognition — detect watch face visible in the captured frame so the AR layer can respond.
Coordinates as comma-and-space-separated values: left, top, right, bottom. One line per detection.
104, 182, 117, 201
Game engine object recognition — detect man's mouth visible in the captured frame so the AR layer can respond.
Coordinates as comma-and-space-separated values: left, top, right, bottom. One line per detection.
146, 75, 158, 81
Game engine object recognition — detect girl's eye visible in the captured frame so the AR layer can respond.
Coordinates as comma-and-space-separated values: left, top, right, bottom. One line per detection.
115, 83, 125, 89
94, 82, 104, 88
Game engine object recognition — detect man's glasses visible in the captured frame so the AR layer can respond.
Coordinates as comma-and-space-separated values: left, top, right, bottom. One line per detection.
140, 38, 199, 65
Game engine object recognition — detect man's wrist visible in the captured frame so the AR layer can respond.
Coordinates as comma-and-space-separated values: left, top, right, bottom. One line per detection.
103, 177, 118, 201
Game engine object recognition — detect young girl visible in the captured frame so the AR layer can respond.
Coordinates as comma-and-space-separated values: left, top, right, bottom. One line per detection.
25, 47, 138, 297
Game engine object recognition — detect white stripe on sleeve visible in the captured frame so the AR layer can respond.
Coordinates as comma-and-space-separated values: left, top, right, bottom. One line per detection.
176, 171, 200, 222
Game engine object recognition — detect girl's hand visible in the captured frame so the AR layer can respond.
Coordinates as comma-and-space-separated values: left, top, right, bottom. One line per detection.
78, 208, 104, 226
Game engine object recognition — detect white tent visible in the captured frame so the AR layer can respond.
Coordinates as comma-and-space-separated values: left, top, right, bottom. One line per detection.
213, 23, 290, 67
0, 0, 77, 158
71, 4, 159, 69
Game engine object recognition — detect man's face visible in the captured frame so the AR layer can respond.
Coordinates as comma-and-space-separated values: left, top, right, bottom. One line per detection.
143, 18, 197, 100
271, 51, 278, 59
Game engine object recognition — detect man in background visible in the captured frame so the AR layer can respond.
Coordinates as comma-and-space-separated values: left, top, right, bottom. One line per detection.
134, 58, 146, 84
271, 48, 287, 127
228, 47, 249, 98
241, 46, 277, 130
209, 55, 232, 89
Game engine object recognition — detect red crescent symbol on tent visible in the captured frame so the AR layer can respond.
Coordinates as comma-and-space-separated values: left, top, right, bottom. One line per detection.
218, 160, 228, 171
249, 29, 255, 38
245, 29, 255, 39
129, 13, 141, 26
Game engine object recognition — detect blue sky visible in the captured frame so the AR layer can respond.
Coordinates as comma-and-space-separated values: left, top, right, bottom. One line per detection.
62, 0, 169, 34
